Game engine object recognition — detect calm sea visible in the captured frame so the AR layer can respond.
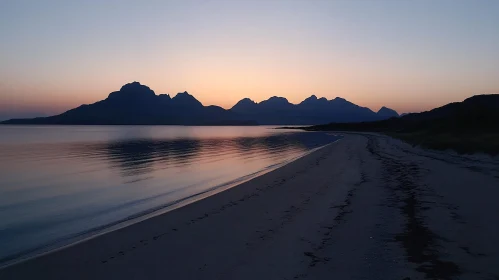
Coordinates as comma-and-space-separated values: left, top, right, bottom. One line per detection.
0, 125, 338, 265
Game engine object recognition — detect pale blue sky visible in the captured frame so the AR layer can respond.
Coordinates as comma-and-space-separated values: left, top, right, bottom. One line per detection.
1, 0, 498, 118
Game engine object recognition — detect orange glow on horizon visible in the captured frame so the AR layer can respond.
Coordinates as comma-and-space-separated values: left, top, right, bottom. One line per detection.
2, 79, 495, 117
1, 1, 499, 118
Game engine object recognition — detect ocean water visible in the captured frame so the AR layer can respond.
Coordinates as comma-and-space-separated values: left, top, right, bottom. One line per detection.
0, 125, 339, 265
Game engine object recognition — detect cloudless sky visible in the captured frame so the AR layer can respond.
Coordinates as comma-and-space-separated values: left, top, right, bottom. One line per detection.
1, 0, 498, 118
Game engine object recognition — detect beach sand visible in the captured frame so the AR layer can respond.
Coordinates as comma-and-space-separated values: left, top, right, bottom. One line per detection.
2, 133, 499, 279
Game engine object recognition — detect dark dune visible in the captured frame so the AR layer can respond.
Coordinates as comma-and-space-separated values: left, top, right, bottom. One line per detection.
303, 94, 499, 154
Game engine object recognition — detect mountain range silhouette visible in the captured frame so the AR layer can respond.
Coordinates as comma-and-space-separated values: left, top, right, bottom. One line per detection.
1, 82, 398, 125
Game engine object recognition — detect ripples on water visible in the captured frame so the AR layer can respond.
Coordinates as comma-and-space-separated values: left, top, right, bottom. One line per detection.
0, 125, 339, 265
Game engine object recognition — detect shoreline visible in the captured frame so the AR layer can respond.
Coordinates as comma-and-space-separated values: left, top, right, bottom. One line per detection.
2, 133, 499, 279
0, 139, 339, 270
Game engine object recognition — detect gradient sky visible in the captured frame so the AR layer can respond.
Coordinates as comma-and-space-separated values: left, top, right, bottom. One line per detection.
1, 0, 499, 119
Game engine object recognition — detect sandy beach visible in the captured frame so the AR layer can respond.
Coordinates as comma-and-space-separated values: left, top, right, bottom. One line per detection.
2, 133, 499, 280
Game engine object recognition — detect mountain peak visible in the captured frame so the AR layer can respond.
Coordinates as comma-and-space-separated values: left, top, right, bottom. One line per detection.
377, 106, 399, 117
259, 96, 292, 110
329, 97, 354, 107
231, 98, 258, 112
300, 95, 317, 103
107, 81, 156, 101
174, 91, 192, 97
267, 96, 289, 102
300, 95, 329, 107
119, 82, 154, 93
172, 91, 203, 107
237, 98, 256, 105
120, 81, 138, 89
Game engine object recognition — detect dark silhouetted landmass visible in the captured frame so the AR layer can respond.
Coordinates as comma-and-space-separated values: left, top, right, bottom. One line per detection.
1, 82, 256, 125
1, 82, 398, 125
231, 95, 398, 124
301, 94, 499, 154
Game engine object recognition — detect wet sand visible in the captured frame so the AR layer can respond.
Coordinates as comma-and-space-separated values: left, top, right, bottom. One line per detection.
2, 133, 499, 279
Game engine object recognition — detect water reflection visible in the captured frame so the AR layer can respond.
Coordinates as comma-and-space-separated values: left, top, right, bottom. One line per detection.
0, 126, 339, 265
103, 139, 202, 176
76, 132, 335, 178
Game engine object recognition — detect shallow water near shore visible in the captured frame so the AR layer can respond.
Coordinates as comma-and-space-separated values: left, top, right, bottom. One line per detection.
0, 125, 338, 265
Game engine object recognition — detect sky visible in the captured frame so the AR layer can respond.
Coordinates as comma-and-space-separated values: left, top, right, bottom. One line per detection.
1, 0, 499, 119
